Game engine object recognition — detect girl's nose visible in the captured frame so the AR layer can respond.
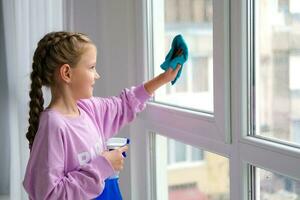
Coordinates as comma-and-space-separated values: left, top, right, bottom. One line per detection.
95, 71, 100, 79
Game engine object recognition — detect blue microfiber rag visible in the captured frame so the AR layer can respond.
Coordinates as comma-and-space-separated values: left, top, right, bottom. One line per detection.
160, 34, 189, 85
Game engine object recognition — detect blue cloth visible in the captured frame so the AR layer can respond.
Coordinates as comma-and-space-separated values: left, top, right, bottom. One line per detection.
94, 178, 122, 200
160, 34, 189, 85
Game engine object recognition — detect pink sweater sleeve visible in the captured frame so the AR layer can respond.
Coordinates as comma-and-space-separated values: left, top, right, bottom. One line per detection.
78, 84, 152, 140
23, 121, 114, 199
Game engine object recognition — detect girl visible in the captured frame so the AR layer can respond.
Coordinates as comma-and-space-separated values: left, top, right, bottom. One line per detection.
23, 31, 181, 199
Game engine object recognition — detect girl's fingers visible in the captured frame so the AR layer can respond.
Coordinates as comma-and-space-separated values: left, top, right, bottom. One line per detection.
171, 48, 183, 59
175, 64, 182, 72
166, 64, 181, 74
118, 145, 128, 154
175, 49, 182, 56
177, 49, 183, 56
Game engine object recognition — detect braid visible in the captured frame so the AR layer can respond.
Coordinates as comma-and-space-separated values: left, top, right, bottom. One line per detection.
26, 31, 93, 150
26, 63, 44, 150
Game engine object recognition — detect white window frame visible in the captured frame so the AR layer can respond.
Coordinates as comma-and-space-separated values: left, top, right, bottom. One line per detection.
239, 0, 300, 199
144, 0, 231, 144
131, 0, 300, 200
132, 0, 232, 199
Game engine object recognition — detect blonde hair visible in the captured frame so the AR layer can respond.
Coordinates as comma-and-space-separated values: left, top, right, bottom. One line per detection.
26, 31, 93, 150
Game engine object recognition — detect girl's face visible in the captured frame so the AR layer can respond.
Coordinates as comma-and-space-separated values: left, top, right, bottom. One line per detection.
70, 44, 100, 99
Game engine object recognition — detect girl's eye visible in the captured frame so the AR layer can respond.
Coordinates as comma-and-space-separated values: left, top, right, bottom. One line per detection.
90, 66, 95, 69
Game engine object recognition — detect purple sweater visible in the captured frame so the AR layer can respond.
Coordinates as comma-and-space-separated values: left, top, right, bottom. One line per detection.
23, 84, 151, 200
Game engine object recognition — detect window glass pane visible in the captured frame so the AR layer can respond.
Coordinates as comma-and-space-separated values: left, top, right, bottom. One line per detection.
192, 57, 209, 93
255, 167, 300, 199
252, 0, 300, 146
153, 0, 214, 113
174, 140, 187, 163
155, 134, 229, 200
191, 145, 204, 161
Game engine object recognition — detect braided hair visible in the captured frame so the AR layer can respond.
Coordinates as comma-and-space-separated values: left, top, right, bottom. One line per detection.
26, 31, 93, 150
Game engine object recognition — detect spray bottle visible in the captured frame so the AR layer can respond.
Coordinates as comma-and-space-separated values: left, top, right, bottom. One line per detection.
95, 137, 130, 200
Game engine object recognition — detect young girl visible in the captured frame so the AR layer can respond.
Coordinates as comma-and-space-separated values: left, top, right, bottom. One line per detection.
23, 31, 181, 199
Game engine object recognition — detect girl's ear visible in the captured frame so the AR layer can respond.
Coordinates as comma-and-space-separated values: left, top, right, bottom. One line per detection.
59, 64, 72, 83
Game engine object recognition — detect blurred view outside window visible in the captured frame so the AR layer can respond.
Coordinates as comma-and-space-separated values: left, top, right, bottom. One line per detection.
256, 167, 300, 200
253, 0, 300, 146
167, 138, 204, 165
156, 134, 229, 200
153, 0, 214, 113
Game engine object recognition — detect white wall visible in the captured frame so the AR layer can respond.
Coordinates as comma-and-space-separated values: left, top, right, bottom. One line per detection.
69, 1, 138, 199
0, 0, 10, 195
0, 0, 138, 199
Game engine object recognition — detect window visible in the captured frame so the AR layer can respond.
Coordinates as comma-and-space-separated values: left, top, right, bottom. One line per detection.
163, 55, 212, 109
191, 56, 210, 93
133, 0, 230, 198
292, 121, 300, 144
250, 166, 300, 199
245, 0, 300, 199
290, 0, 300, 13
152, 0, 214, 113
167, 138, 203, 165
145, 0, 230, 143
155, 134, 229, 200
250, 0, 300, 147
131, 0, 300, 199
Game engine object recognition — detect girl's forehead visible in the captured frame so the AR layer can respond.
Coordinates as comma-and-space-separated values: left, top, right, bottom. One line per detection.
79, 45, 97, 65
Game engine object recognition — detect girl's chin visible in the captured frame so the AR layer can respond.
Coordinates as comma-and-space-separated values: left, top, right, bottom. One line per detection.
78, 93, 93, 100
76, 88, 94, 99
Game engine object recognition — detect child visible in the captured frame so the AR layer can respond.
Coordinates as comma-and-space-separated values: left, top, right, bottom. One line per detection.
23, 31, 181, 199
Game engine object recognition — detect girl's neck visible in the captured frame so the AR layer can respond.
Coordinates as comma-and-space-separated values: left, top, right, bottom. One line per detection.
47, 87, 80, 117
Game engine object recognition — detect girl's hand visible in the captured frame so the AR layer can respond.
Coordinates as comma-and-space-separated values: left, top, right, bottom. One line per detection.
161, 64, 182, 83
161, 47, 183, 83
101, 145, 128, 171
144, 48, 183, 95
144, 64, 182, 95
